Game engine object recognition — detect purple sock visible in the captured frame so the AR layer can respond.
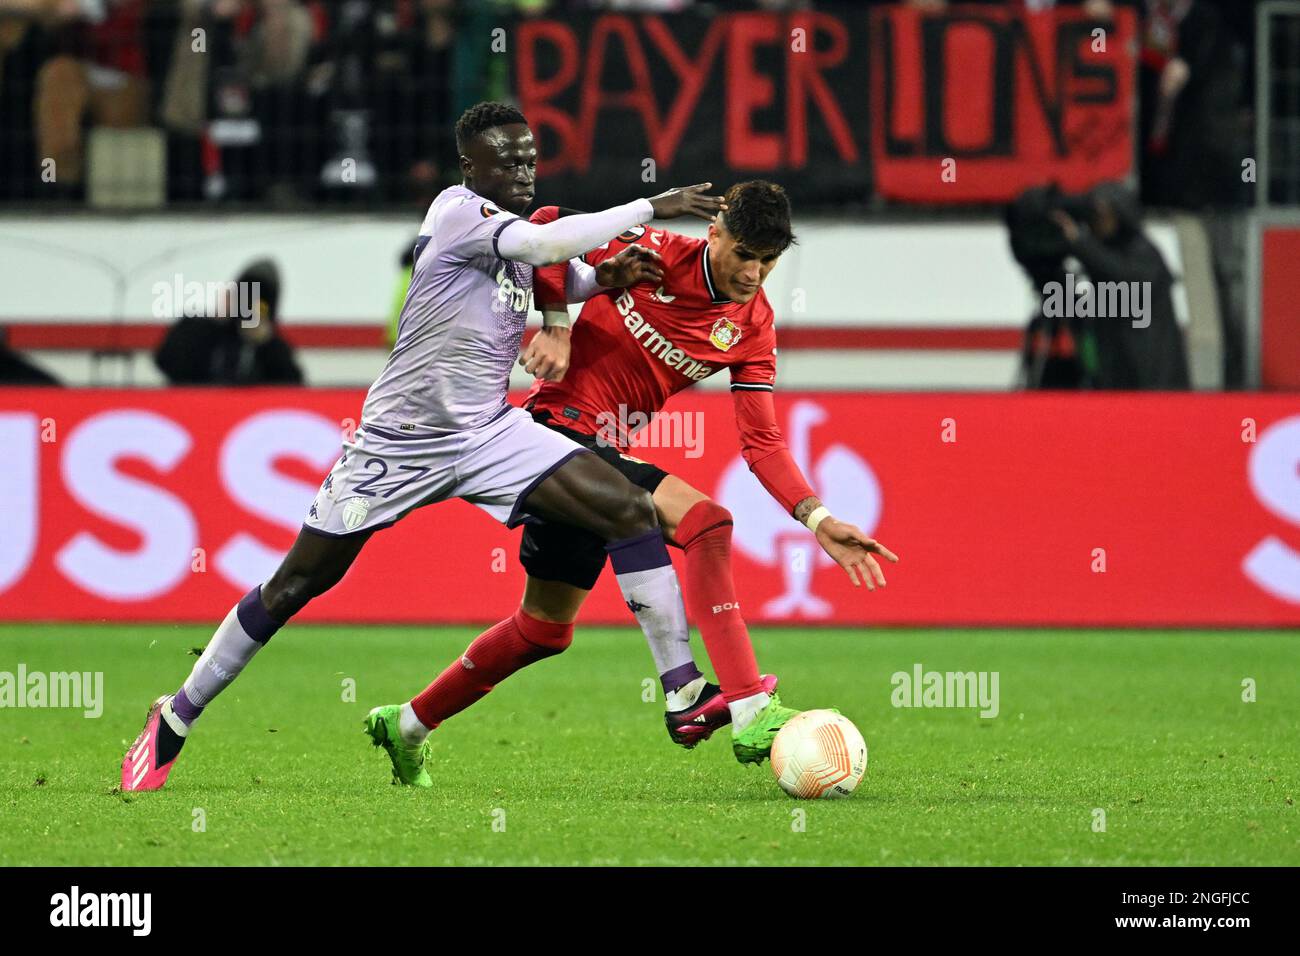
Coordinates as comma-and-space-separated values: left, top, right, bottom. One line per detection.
661, 661, 703, 695
605, 530, 695, 685
172, 586, 279, 727
171, 686, 202, 725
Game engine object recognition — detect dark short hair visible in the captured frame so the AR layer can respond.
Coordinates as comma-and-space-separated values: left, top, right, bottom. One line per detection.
455, 102, 528, 154
719, 181, 796, 255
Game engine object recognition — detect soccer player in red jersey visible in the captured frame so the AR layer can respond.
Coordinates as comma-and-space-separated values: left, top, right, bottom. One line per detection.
506, 180, 899, 761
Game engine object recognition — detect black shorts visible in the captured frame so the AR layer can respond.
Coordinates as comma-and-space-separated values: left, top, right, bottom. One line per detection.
519, 411, 669, 590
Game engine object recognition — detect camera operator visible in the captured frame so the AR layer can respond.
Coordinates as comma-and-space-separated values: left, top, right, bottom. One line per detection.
1050, 183, 1189, 389
1006, 184, 1094, 389
1008, 182, 1190, 390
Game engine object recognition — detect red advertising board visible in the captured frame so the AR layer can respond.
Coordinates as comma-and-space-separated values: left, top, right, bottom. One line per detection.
1, 390, 1297, 627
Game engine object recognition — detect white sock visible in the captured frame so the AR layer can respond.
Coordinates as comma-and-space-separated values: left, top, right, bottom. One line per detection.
665, 676, 707, 713
160, 698, 190, 738
606, 532, 697, 678
615, 565, 693, 675
398, 702, 430, 746
181, 607, 264, 709
729, 691, 770, 733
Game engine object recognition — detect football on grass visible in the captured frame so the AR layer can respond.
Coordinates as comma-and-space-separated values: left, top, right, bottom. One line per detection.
770, 710, 868, 799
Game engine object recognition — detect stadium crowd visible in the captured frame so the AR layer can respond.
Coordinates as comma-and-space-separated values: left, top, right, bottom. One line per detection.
0, 0, 1262, 209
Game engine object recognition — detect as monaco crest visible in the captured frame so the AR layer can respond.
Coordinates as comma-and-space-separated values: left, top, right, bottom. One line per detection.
341, 497, 370, 532
710, 318, 742, 351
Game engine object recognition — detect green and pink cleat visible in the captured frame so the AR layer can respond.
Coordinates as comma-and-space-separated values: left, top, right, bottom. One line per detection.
363, 705, 432, 787
731, 692, 802, 765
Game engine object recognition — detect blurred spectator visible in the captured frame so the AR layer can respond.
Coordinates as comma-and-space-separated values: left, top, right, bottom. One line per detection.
155, 259, 304, 384
157, 1, 211, 140
159, 0, 316, 202
12, 0, 150, 192
305, 0, 390, 194
0, 326, 59, 383
397, 0, 458, 203
298, 0, 462, 203
0, 0, 501, 205
1138, 0, 1252, 208
0, 8, 41, 197
243, 0, 313, 87
20, 0, 151, 193
310, 0, 462, 205
243, 0, 317, 201
1051, 183, 1190, 389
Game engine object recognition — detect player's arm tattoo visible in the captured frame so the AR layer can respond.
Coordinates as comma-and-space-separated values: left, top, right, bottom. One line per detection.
793, 496, 823, 523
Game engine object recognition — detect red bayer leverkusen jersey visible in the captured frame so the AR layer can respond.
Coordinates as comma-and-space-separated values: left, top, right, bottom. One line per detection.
525, 223, 777, 446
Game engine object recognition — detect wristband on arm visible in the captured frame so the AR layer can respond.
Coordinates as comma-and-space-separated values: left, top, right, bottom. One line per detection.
803, 506, 832, 534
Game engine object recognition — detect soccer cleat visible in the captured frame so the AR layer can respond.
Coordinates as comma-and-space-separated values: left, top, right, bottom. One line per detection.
363, 705, 432, 788
665, 674, 779, 748
121, 695, 187, 792
731, 692, 802, 766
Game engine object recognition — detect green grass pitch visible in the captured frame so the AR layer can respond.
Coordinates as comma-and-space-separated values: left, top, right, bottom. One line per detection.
1, 624, 1296, 866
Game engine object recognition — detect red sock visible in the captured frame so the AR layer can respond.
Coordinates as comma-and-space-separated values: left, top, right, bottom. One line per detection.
675, 500, 763, 702
410, 608, 573, 730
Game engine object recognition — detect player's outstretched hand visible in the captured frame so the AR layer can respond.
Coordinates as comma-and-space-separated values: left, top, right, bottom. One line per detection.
648, 183, 727, 221
596, 244, 665, 289
814, 518, 899, 591
518, 326, 571, 382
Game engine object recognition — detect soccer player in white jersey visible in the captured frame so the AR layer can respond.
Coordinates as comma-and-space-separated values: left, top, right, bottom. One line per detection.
121, 102, 726, 791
